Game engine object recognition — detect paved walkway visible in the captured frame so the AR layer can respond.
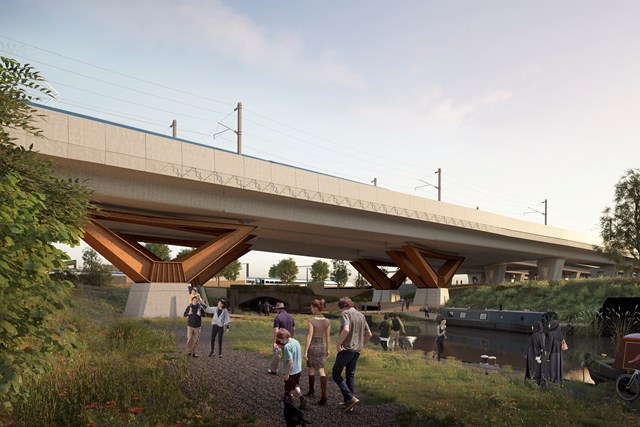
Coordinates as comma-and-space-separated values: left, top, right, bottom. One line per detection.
176, 321, 403, 427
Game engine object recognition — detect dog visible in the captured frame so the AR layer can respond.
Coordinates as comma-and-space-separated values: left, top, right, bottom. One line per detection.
283, 395, 311, 427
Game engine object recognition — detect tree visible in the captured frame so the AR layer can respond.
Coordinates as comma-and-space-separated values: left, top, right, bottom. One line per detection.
268, 264, 279, 278
175, 247, 195, 258
355, 273, 368, 288
0, 56, 92, 409
216, 260, 242, 282
144, 242, 171, 261
310, 260, 330, 283
80, 248, 113, 286
598, 168, 640, 271
331, 260, 351, 287
269, 258, 299, 284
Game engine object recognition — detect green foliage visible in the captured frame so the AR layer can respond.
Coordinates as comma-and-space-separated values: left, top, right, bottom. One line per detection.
174, 247, 194, 259
598, 168, 640, 270
355, 273, 369, 287
143, 242, 171, 261
218, 259, 242, 281
268, 258, 298, 284
80, 248, 112, 286
0, 57, 92, 410
330, 259, 351, 287
310, 259, 329, 283
447, 278, 640, 324
1, 56, 52, 142
267, 264, 278, 278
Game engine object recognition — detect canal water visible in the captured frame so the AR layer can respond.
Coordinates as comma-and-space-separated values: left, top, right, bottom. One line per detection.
373, 319, 617, 383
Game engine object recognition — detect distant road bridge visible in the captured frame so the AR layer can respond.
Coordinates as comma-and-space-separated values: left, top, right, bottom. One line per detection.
11, 105, 615, 316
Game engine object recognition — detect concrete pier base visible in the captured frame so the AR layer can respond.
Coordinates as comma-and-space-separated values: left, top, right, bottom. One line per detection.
372, 289, 401, 303
124, 283, 192, 318
413, 288, 450, 307
537, 258, 565, 281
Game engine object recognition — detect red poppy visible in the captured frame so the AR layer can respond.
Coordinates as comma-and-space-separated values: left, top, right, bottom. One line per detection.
84, 402, 97, 409
129, 407, 143, 414
87, 422, 97, 427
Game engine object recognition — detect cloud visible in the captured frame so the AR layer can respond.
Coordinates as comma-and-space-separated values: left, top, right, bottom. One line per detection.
56, 0, 366, 91
430, 90, 513, 127
351, 87, 513, 132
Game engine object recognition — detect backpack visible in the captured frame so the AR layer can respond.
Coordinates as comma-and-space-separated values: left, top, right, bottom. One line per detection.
392, 318, 400, 331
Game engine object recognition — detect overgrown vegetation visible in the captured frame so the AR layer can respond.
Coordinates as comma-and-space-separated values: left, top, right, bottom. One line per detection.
4, 286, 636, 426
8, 286, 208, 426
597, 168, 640, 272
447, 278, 640, 322
1, 56, 92, 410
80, 248, 112, 286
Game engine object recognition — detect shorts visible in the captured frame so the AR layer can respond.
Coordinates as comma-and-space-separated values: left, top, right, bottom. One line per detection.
284, 372, 301, 394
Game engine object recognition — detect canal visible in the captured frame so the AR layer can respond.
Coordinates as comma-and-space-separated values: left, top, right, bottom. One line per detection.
372, 318, 617, 383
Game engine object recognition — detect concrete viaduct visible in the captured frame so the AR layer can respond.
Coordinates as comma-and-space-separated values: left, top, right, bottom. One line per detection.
10, 105, 616, 317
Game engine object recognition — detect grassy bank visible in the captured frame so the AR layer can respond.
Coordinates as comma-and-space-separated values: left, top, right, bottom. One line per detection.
233, 311, 631, 426
4, 285, 636, 426
6, 286, 201, 427
447, 277, 640, 323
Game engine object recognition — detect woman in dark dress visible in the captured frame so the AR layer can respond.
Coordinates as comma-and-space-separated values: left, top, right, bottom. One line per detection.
525, 321, 546, 385
545, 319, 564, 385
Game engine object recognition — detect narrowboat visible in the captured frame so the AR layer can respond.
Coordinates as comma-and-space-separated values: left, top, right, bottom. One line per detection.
584, 333, 640, 384
436, 307, 557, 333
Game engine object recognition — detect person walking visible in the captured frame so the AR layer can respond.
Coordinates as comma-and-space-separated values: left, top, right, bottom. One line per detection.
435, 319, 447, 361
263, 300, 271, 317
525, 321, 546, 386
204, 299, 231, 358
277, 329, 306, 409
332, 297, 372, 413
304, 299, 331, 405
379, 314, 390, 351
389, 314, 404, 351
183, 295, 207, 357
545, 319, 565, 386
268, 302, 295, 374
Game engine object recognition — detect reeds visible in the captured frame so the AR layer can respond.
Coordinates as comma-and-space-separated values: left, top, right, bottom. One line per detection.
596, 305, 640, 351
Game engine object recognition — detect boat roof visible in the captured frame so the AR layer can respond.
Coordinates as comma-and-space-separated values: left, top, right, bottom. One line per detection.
623, 333, 640, 341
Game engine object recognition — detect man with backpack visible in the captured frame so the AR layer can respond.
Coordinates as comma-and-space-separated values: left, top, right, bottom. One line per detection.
389, 313, 404, 351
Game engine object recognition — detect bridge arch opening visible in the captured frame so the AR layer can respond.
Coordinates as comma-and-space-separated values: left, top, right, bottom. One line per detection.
238, 296, 285, 314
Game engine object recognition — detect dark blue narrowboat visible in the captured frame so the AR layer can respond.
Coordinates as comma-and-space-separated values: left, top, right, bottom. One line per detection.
436, 307, 557, 333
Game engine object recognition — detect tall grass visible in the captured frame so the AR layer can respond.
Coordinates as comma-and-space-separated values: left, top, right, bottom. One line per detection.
13, 318, 193, 426
9, 287, 210, 427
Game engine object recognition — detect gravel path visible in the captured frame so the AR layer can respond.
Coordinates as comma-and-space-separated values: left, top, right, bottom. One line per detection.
176, 323, 403, 427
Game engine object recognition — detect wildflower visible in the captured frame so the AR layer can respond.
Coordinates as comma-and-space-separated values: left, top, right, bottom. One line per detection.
132, 396, 141, 401
129, 406, 143, 414
105, 401, 116, 407
87, 422, 97, 427
85, 402, 97, 409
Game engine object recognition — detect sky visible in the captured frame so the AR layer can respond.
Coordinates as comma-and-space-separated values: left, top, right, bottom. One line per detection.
2, 1, 640, 278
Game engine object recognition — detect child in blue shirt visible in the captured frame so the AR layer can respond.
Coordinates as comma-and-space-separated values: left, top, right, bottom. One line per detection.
277, 328, 306, 409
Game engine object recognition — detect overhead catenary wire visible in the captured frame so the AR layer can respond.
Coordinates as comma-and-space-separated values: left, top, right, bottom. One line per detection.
0, 37, 594, 230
